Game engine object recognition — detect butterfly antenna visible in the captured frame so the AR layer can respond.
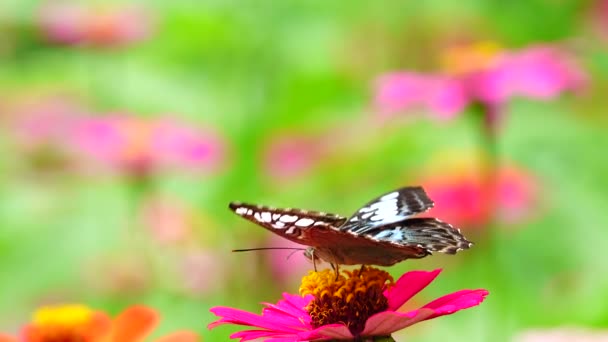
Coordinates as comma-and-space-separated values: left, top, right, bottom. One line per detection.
285, 249, 302, 260
232, 247, 306, 253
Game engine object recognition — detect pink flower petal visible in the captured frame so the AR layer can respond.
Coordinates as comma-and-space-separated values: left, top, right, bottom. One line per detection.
384, 269, 442, 311
428, 79, 469, 119
501, 47, 585, 99
261, 294, 313, 326
421, 289, 489, 319
309, 323, 355, 340
209, 294, 314, 337
209, 307, 278, 331
230, 329, 297, 341
361, 308, 435, 336
375, 73, 467, 118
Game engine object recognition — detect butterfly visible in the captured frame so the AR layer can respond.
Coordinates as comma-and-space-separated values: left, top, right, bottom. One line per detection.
229, 186, 472, 267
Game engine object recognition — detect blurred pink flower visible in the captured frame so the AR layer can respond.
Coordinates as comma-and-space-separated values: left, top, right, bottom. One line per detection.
375, 74, 467, 120
73, 115, 225, 177
375, 44, 585, 120
515, 327, 608, 342
263, 134, 326, 181
38, 3, 153, 47
6, 96, 84, 149
84, 255, 151, 296
3, 96, 88, 172
419, 163, 538, 229
37, 4, 87, 45
139, 195, 195, 244
209, 268, 488, 341
179, 249, 227, 296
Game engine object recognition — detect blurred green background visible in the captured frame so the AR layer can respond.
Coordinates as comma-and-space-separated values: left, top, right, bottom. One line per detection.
1, 0, 608, 341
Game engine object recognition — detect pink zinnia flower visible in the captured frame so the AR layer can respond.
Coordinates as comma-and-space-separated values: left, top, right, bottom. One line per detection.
209, 267, 488, 341
73, 115, 225, 178
375, 43, 585, 121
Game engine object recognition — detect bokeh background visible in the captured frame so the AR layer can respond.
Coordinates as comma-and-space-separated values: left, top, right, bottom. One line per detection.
1, 0, 608, 341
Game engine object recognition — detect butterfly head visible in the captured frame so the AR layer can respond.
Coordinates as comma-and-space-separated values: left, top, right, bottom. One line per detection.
302, 247, 317, 261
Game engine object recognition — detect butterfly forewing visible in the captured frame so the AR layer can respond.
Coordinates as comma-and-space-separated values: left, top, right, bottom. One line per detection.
228, 202, 347, 245
339, 186, 434, 234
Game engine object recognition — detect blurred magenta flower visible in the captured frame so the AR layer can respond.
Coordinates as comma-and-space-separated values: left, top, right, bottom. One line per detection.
73, 115, 225, 178
263, 133, 327, 181
0, 304, 198, 342
375, 43, 585, 121
515, 327, 608, 342
38, 3, 153, 47
209, 268, 488, 341
418, 157, 538, 229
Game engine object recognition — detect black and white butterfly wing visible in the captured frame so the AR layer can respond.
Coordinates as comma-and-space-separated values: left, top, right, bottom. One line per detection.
229, 186, 473, 267
339, 186, 434, 234
228, 202, 347, 246
363, 218, 472, 255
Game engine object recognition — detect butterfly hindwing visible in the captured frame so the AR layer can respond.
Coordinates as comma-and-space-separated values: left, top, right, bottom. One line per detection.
363, 218, 472, 254
340, 186, 434, 234
228, 202, 347, 245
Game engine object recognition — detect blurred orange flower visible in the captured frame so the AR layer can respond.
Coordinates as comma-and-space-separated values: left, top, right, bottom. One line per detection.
38, 3, 153, 47
1, 304, 198, 342
417, 156, 539, 229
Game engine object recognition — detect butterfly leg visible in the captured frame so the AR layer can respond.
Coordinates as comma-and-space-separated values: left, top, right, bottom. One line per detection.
330, 263, 340, 280
358, 264, 366, 276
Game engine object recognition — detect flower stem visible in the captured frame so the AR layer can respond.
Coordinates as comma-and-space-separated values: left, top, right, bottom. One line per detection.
477, 103, 514, 336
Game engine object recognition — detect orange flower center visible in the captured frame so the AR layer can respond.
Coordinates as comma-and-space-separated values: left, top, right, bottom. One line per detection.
28, 305, 99, 342
300, 267, 394, 336
439, 41, 503, 75
119, 119, 154, 165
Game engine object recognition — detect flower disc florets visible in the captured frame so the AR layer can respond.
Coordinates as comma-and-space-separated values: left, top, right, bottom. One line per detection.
300, 266, 394, 336
29, 304, 96, 342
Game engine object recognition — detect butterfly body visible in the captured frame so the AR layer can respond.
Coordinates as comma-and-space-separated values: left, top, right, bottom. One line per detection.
230, 186, 472, 266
